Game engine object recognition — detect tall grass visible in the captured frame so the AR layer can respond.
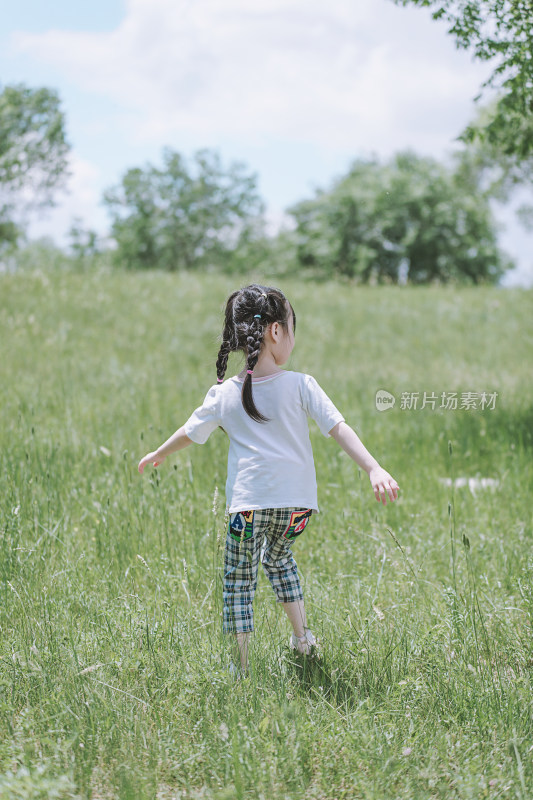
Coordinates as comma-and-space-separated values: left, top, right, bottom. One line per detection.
1, 264, 532, 799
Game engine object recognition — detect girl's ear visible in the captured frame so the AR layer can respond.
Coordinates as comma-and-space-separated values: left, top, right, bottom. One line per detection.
269, 321, 280, 341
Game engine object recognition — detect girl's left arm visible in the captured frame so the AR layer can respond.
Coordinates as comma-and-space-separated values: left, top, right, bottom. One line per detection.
138, 425, 193, 474
329, 421, 400, 505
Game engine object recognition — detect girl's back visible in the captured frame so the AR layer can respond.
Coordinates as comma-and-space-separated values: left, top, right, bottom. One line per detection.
183, 369, 345, 514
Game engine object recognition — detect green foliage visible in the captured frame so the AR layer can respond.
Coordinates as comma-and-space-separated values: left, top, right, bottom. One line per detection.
0, 218, 19, 251
392, 0, 533, 157
67, 217, 104, 268
1, 269, 532, 797
0, 83, 70, 249
0, 764, 75, 799
4, 238, 79, 274
452, 100, 533, 200
288, 150, 512, 284
103, 147, 266, 271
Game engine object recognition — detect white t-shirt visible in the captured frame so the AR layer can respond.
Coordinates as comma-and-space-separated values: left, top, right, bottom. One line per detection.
183, 370, 345, 514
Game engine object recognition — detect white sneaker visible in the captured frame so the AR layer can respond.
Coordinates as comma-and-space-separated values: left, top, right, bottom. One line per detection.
289, 628, 320, 657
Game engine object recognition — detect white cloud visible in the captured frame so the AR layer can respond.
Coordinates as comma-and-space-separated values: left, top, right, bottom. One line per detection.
11, 0, 494, 154
11, 0, 532, 285
24, 153, 108, 245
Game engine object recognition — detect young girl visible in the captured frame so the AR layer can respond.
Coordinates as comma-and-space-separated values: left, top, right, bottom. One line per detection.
138, 284, 399, 677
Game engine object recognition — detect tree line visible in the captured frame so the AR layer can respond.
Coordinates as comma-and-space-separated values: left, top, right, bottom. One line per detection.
1, 0, 532, 284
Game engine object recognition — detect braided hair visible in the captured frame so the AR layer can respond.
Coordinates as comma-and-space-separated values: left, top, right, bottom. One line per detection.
215, 284, 296, 423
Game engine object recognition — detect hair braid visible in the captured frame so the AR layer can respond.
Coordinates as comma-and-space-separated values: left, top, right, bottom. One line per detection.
214, 283, 295, 422
215, 339, 231, 383
215, 311, 237, 383
242, 317, 268, 422
245, 318, 264, 371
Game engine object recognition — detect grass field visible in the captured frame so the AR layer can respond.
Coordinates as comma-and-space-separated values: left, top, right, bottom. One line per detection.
1, 265, 533, 799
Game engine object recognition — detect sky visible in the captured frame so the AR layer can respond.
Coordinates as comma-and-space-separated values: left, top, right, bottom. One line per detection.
1, 0, 532, 287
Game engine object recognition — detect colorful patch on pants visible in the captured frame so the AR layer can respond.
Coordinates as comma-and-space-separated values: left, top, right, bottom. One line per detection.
229, 510, 255, 542
282, 509, 312, 540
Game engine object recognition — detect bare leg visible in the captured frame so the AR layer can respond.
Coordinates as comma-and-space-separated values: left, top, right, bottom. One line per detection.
232, 631, 251, 672
282, 598, 308, 638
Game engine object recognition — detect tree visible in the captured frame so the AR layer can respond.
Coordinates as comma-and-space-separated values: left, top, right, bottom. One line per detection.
287, 151, 513, 284
453, 103, 531, 198
67, 217, 104, 269
452, 100, 533, 239
0, 83, 70, 247
103, 148, 266, 271
391, 0, 533, 157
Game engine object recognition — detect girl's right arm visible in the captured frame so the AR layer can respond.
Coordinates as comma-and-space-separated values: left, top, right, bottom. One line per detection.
138, 425, 193, 474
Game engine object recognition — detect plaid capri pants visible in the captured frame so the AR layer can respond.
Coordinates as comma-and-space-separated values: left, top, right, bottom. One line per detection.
223, 507, 313, 634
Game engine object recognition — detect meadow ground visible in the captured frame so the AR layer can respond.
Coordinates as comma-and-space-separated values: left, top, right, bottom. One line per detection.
1, 265, 532, 799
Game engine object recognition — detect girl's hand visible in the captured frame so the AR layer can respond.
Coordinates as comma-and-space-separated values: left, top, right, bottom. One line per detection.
138, 451, 166, 474
369, 466, 400, 505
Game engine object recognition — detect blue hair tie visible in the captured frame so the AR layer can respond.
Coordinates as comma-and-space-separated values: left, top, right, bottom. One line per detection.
254, 314, 261, 319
